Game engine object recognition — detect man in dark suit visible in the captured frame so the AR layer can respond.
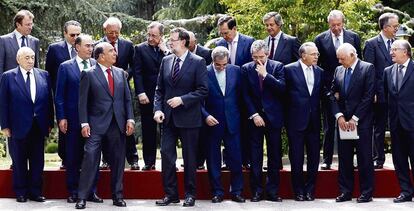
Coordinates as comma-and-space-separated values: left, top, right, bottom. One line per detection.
383, 40, 414, 203
189, 31, 212, 65
314, 10, 361, 170
55, 34, 102, 204
45, 20, 82, 170
262, 12, 300, 65
216, 15, 255, 169
363, 13, 399, 169
285, 42, 324, 201
0, 10, 39, 74
154, 27, 208, 207
97, 17, 139, 170
75, 42, 135, 209
331, 43, 375, 203
0, 47, 53, 202
203, 46, 245, 203
242, 40, 285, 202
133, 21, 168, 171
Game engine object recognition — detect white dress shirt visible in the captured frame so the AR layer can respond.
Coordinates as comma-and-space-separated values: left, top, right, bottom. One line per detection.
76, 56, 91, 71
228, 33, 239, 65
20, 66, 36, 102
331, 30, 344, 48
213, 66, 226, 95
14, 30, 27, 48
299, 60, 314, 95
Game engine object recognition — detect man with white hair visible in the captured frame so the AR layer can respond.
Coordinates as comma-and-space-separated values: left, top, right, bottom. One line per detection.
0, 47, 53, 203
314, 10, 362, 171
242, 40, 285, 202
330, 43, 375, 203
383, 40, 414, 203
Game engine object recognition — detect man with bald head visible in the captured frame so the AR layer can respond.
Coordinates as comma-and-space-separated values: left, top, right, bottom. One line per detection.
330, 43, 375, 203
0, 47, 53, 203
76, 42, 134, 209
188, 31, 212, 65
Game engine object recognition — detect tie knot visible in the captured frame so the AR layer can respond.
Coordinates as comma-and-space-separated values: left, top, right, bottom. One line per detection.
271, 37, 275, 41
176, 58, 181, 63
347, 67, 352, 72
106, 68, 111, 74
82, 60, 88, 64
26, 71, 31, 76
110, 41, 116, 46
22, 36, 26, 40
398, 64, 404, 70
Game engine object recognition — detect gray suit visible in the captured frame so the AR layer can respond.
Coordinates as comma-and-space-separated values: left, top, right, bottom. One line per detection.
0, 31, 40, 74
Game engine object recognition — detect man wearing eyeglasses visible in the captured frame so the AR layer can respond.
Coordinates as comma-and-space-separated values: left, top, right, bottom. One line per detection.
364, 13, 399, 170
0, 10, 39, 75
133, 21, 168, 171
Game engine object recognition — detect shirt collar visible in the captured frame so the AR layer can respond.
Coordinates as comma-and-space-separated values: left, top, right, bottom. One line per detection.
76, 56, 89, 64
349, 59, 358, 70
270, 31, 282, 40
299, 59, 312, 70
104, 37, 118, 44
229, 32, 239, 44
331, 30, 343, 38
14, 30, 24, 40
19, 66, 33, 75
402, 58, 410, 68
380, 32, 393, 44
177, 50, 189, 62
66, 41, 73, 49
98, 63, 110, 72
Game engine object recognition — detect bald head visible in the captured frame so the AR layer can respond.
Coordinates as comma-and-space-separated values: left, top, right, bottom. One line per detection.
94, 42, 117, 67
188, 31, 197, 52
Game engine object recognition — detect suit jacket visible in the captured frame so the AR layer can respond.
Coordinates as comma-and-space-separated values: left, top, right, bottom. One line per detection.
0, 31, 40, 74
153, 52, 208, 128
384, 60, 414, 131
195, 44, 212, 65
242, 60, 286, 128
96, 37, 135, 77
78, 65, 134, 135
133, 42, 164, 99
216, 33, 255, 67
285, 61, 324, 131
55, 58, 96, 130
264, 33, 300, 65
330, 60, 375, 129
363, 34, 393, 103
314, 29, 361, 87
201, 64, 242, 134
0, 67, 53, 139
45, 41, 72, 91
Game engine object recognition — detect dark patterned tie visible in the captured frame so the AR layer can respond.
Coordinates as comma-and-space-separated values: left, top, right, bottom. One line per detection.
268, 37, 275, 59
396, 64, 404, 91
21, 36, 26, 47
172, 58, 181, 83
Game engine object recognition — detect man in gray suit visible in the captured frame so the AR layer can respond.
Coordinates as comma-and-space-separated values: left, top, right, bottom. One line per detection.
0, 10, 40, 74
75, 42, 134, 209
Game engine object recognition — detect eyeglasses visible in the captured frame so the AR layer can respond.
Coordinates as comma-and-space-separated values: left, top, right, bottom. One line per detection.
387, 24, 400, 29
69, 33, 80, 37
390, 47, 405, 52
306, 52, 320, 57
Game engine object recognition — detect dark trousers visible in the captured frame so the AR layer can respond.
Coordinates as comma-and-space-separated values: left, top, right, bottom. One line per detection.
10, 119, 44, 197
161, 120, 199, 198
140, 103, 158, 166
287, 123, 320, 196
102, 133, 138, 165
206, 122, 243, 197
322, 98, 336, 165
338, 127, 374, 196
391, 122, 414, 196
78, 117, 126, 199
249, 118, 282, 196
58, 131, 66, 165
372, 103, 387, 165
196, 126, 207, 167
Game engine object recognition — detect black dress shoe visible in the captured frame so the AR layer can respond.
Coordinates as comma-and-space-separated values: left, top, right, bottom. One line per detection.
113, 198, 126, 207
60, 164, 66, 170
242, 164, 251, 170
211, 195, 223, 203
197, 165, 206, 170
142, 164, 156, 171
183, 197, 195, 207
100, 162, 110, 170
87, 193, 103, 203
67, 194, 78, 203
374, 163, 383, 169
335, 193, 352, 202
251, 192, 263, 202
231, 194, 246, 203
267, 194, 282, 202
393, 194, 412, 203
155, 196, 180, 206
305, 193, 315, 201
130, 162, 140, 170
16, 196, 27, 203
30, 195, 46, 202
221, 165, 230, 170
294, 194, 305, 201
357, 194, 372, 203
75, 199, 86, 209
320, 163, 331, 170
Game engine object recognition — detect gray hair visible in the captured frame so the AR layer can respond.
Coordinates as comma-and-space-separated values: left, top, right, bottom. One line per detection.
336, 43, 357, 57
392, 39, 412, 57
378, 12, 399, 30
327, 10, 345, 23
250, 40, 269, 54
211, 46, 229, 61
262, 12, 284, 27
299, 42, 317, 56
103, 17, 122, 29
16, 46, 34, 60
148, 21, 164, 35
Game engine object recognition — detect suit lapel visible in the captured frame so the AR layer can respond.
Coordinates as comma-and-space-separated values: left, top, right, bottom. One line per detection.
173, 53, 193, 84
377, 35, 392, 63
312, 66, 321, 96
224, 67, 234, 96
208, 66, 223, 96
294, 62, 309, 95
391, 64, 398, 92
112, 68, 122, 99
14, 68, 31, 100
11, 32, 19, 56
235, 35, 245, 65
345, 61, 360, 97
62, 41, 71, 60
400, 60, 414, 90
70, 59, 81, 80
324, 31, 335, 54
273, 33, 286, 60
33, 68, 44, 103
94, 65, 112, 97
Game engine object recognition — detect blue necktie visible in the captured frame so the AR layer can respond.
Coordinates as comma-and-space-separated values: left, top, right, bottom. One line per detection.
21, 36, 26, 47
172, 58, 181, 83
344, 67, 352, 93
25, 71, 31, 96
387, 39, 392, 52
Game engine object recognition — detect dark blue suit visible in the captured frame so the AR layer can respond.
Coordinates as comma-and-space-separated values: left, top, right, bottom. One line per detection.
202, 64, 243, 197
0, 67, 53, 197
154, 52, 208, 198
285, 61, 324, 196
363, 34, 393, 166
314, 29, 361, 166
384, 60, 414, 197
55, 58, 98, 196
133, 41, 164, 167
264, 33, 300, 65
195, 44, 212, 65
330, 60, 375, 197
242, 60, 285, 196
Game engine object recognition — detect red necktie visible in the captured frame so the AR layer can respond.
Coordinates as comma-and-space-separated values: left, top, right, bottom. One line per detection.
111, 41, 117, 52
268, 37, 275, 59
106, 68, 114, 96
